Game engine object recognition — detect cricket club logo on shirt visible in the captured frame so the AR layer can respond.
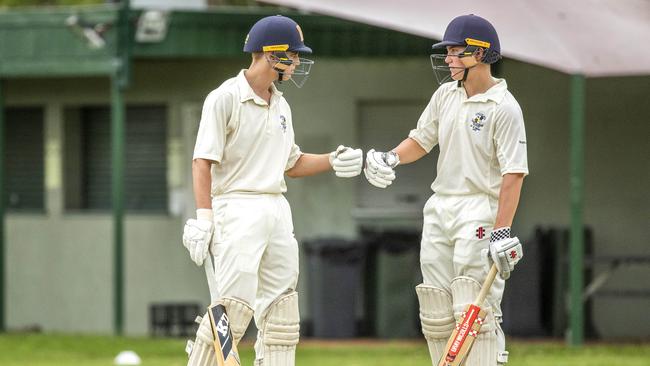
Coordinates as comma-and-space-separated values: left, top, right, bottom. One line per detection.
470, 112, 487, 132
279, 115, 287, 133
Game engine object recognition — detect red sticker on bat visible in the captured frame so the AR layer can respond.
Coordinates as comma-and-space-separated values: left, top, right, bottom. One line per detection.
447, 304, 481, 361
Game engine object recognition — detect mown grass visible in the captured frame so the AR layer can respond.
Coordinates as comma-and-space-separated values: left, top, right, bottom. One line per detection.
0, 333, 648, 366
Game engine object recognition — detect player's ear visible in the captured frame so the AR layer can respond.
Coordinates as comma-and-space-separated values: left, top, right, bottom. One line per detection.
462, 53, 479, 68
475, 48, 485, 63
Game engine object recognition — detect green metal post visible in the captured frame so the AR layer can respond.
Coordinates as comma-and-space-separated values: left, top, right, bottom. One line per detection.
111, 0, 131, 336
117, 0, 132, 90
0, 80, 5, 332
111, 76, 125, 335
569, 74, 585, 346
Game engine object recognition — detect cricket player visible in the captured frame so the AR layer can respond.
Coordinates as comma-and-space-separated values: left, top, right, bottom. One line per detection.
364, 14, 527, 365
182, 15, 363, 366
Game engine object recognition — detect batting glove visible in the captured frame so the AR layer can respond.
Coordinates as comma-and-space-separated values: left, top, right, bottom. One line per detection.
482, 227, 523, 280
364, 149, 399, 188
329, 145, 363, 178
182, 209, 214, 266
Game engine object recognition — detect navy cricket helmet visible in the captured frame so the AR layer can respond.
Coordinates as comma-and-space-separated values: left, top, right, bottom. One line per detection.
243, 15, 312, 54
432, 14, 501, 64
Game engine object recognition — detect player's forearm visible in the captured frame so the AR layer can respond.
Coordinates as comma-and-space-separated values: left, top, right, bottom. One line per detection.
494, 173, 525, 228
192, 158, 213, 209
285, 153, 331, 178
393, 138, 427, 165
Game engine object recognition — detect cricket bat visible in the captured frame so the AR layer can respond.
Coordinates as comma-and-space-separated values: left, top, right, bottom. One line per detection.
438, 264, 498, 366
207, 303, 241, 366
204, 252, 241, 366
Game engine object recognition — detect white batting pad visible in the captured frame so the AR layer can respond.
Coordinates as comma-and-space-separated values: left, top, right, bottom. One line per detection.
258, 291, 300, 366
218, 297, 254, 344
462, 331, 499, 366
450, 276, 496, 333
416, 284, 456, 365
451, 276, 503, 365
416, 284, 455, 339
187, 314, 217, 366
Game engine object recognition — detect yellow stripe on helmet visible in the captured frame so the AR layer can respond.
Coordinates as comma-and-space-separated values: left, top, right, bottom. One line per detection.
465, 38, 491, 48
262, 44, 290, 52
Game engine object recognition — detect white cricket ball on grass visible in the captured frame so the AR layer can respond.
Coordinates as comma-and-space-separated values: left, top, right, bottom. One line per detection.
114, 350, 142, 365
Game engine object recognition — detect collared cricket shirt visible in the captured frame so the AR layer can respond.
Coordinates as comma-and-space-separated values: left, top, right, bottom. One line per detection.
409, 79, 528, 198
193, 70, 302, 196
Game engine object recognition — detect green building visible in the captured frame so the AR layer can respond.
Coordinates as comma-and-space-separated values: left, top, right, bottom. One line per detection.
0, 3, 647, 339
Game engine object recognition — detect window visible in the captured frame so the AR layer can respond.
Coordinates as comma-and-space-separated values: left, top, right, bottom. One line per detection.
3, 107, 44, 211
65, 105, 168, 212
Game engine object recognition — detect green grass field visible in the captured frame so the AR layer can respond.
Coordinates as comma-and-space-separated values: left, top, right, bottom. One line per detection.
0, 333, 648, 366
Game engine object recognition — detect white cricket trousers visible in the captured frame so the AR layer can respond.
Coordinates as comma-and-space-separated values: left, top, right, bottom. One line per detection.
420, 193, 506, 352
209, 193, 299, 328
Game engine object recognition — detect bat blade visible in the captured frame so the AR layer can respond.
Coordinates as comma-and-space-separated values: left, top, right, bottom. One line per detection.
437, 304, 486, 366
207, 304, 241, 366
438, 265, 498, 366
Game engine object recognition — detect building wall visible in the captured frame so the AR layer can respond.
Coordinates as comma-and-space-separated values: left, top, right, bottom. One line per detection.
5, 57, 649, 338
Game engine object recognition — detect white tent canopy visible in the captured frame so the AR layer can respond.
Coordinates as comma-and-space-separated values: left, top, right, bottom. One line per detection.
260, 0, 650, 77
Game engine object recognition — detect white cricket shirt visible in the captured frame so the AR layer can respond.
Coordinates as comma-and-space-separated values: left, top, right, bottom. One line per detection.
409, 79, 528, 198
193, 70, 302, 196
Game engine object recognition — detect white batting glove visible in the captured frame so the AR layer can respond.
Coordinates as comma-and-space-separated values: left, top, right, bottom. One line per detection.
182, 209, 214, 266
482, 227, 523, 280
364, 149, 399, 188
329, 145, 363, 178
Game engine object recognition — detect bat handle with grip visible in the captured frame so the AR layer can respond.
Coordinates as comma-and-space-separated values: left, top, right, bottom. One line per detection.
474, 264, 498, 305
204, 249, 220, 304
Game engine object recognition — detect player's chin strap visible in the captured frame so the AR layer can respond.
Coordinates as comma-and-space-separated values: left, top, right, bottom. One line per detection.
274, 67, 285, 84
458, 69, 468, 87
457, 65, 478, 87
457, 46, 482, 87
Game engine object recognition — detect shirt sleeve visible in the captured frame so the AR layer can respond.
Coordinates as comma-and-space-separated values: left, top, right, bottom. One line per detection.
192, 90, 234, 163
408, 91, 440, 152
493, 101, 529, 176
285, 143, 303, 170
